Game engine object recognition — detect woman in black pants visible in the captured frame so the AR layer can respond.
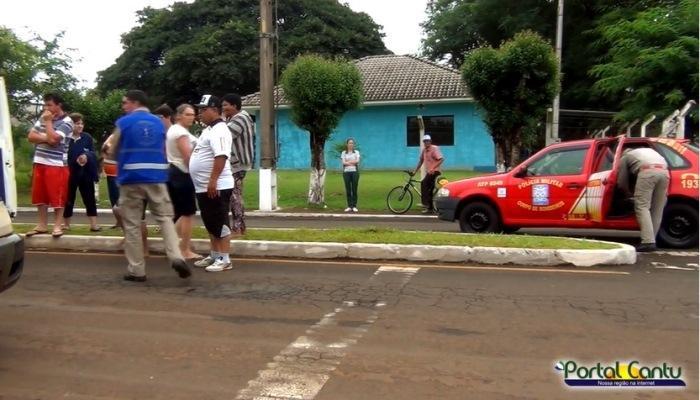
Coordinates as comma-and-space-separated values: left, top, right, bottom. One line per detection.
63, 113, 100, 231
341, 138, 360, 212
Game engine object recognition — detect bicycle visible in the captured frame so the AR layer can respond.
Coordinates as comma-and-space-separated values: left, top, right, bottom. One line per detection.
386, 170, 443, 214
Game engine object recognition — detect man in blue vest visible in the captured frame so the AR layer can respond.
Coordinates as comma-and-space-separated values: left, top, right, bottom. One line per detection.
112, 90, 191, 282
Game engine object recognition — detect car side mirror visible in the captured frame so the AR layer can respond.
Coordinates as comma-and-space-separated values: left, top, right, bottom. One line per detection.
513, 167, 527, 178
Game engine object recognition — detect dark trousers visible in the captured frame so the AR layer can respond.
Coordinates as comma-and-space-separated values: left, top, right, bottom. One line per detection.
343, 171, 359, 208
64, 171, 97, 218
106, 176, 119, 207
421, 172, 440, 210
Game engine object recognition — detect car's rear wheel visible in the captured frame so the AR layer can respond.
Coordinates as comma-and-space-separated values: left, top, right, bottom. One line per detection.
657, 202, 699, 248
459, 201, 501, 233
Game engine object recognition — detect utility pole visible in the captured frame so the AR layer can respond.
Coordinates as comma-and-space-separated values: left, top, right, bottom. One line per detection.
547, 0, 564, 146
259, 0, 277, 211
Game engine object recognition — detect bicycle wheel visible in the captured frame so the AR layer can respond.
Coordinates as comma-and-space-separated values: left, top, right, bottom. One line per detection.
386, 185, 413, 214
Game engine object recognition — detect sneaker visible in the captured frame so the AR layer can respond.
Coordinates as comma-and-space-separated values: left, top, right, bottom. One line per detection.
352, 207, 359, 213
344, 207, 352, 212
171, 259, 192, 279
123, 274, 147, 282
194, 256, 215, 268
205, 258, 233, 272
635, 243, 657, 252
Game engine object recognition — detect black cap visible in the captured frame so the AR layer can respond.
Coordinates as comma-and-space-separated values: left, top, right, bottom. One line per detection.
196, 94, 221, 108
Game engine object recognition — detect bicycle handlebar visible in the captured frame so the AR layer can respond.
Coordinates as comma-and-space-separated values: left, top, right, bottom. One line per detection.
403, 169, 415, 176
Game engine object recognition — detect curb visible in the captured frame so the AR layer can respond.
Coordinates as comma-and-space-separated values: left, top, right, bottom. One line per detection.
16, 207, 434, 220
22, 235, 637, 267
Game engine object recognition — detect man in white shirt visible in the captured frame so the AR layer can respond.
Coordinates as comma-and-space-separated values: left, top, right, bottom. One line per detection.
190, 95, 235, 272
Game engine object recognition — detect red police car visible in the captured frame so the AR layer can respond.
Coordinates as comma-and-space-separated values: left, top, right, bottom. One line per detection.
435, 136, 699, 248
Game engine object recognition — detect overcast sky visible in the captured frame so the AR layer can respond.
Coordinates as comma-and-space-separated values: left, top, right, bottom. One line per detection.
0, 0, 428, 88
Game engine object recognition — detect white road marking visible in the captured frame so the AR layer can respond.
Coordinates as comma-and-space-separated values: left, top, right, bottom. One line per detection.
652, 262, 699, 271
654, 251, 699, 257
235, 266, 419, 400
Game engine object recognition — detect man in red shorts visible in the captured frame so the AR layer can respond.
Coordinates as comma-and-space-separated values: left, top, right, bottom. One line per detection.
26, 93, 73, 238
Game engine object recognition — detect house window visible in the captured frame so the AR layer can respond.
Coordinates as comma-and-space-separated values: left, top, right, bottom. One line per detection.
407, 115, 454, 147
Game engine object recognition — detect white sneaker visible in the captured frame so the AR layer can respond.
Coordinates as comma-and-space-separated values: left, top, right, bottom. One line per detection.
344, 207, 352, 212
194, 256, 215, 268
352, 207, 359, 213
205, 258, 233, 272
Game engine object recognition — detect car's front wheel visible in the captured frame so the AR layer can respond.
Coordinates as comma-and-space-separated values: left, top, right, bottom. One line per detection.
657, 202, 699, 248
459, 201, 501, 233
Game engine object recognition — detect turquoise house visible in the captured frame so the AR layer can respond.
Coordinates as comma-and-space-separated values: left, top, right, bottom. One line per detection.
242, 55, 495, 171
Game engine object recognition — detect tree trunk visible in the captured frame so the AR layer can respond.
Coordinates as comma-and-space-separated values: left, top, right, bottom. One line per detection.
508, 128, 523, 169
308, 132, 327, 205
494, 137, 506, 171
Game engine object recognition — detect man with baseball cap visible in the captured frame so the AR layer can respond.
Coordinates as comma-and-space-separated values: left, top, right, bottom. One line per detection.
190, 95, 235, 272
413, 134, 444, 214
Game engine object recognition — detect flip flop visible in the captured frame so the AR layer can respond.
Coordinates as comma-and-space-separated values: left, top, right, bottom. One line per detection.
90, 226, 102, 232
25, 229, 49, 237
51, 230, 64, 238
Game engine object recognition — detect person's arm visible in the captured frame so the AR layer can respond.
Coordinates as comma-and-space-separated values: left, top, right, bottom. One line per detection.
108, 128, 121, 158
84, 134, 95, 153
616, 156, 632, 197
27, 126, 47, 144
77, 134, 94, 166
429, 147, 444, 174
432, 158, 444, 174
207, 156, 227, 198
414, 151, 424, 174
176, 135, 193, 167
42, 112, 64, 146
227, 118, 243, 140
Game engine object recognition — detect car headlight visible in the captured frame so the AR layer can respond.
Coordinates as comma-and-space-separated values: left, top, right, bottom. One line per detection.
437, 187, 450, 197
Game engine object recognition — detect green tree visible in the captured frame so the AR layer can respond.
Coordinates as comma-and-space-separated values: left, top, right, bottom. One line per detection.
462, 31, 559, 168
281, 55, 363, 205
421, 0, 669, 111
97, 0, 388, 103
65, 89, 126, 144
590, 0, 698, 121
0, 27, 78, 120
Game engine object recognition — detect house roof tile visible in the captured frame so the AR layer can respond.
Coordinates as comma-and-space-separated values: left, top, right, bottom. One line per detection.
242, 54, 471, 107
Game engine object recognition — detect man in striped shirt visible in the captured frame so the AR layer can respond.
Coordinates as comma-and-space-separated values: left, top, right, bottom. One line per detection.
26, 93, 73, 238
222, 93, 255, 235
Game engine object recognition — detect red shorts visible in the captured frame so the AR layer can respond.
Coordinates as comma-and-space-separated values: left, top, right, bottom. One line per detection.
31, 164, 69, 208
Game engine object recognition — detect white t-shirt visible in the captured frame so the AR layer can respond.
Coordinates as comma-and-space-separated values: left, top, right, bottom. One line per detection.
189, 120, 234, 193
341, 150, 360, 172
166, 124, 197, 172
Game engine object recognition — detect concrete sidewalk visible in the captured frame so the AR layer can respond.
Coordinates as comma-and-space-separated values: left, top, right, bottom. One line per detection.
22, 233, 637, 267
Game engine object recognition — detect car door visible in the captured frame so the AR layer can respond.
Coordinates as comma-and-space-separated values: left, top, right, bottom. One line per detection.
507, 144, 592, 224
585, 136, 626, 223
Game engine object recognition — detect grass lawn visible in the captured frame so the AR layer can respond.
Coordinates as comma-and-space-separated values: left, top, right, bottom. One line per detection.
12, 224, 618, 250
14, 141, 483, 213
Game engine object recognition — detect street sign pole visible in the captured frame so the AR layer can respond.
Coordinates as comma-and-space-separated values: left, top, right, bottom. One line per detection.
547, 0, 564, 145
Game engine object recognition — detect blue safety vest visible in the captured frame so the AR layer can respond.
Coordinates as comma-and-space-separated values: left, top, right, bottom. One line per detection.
116, 110, 168, 185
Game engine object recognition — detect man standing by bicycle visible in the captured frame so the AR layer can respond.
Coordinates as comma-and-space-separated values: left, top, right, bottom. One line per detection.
413, 134, 444, 214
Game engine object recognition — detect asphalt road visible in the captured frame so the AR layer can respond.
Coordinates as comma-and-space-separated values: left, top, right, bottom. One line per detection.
0, 252, 697, 399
